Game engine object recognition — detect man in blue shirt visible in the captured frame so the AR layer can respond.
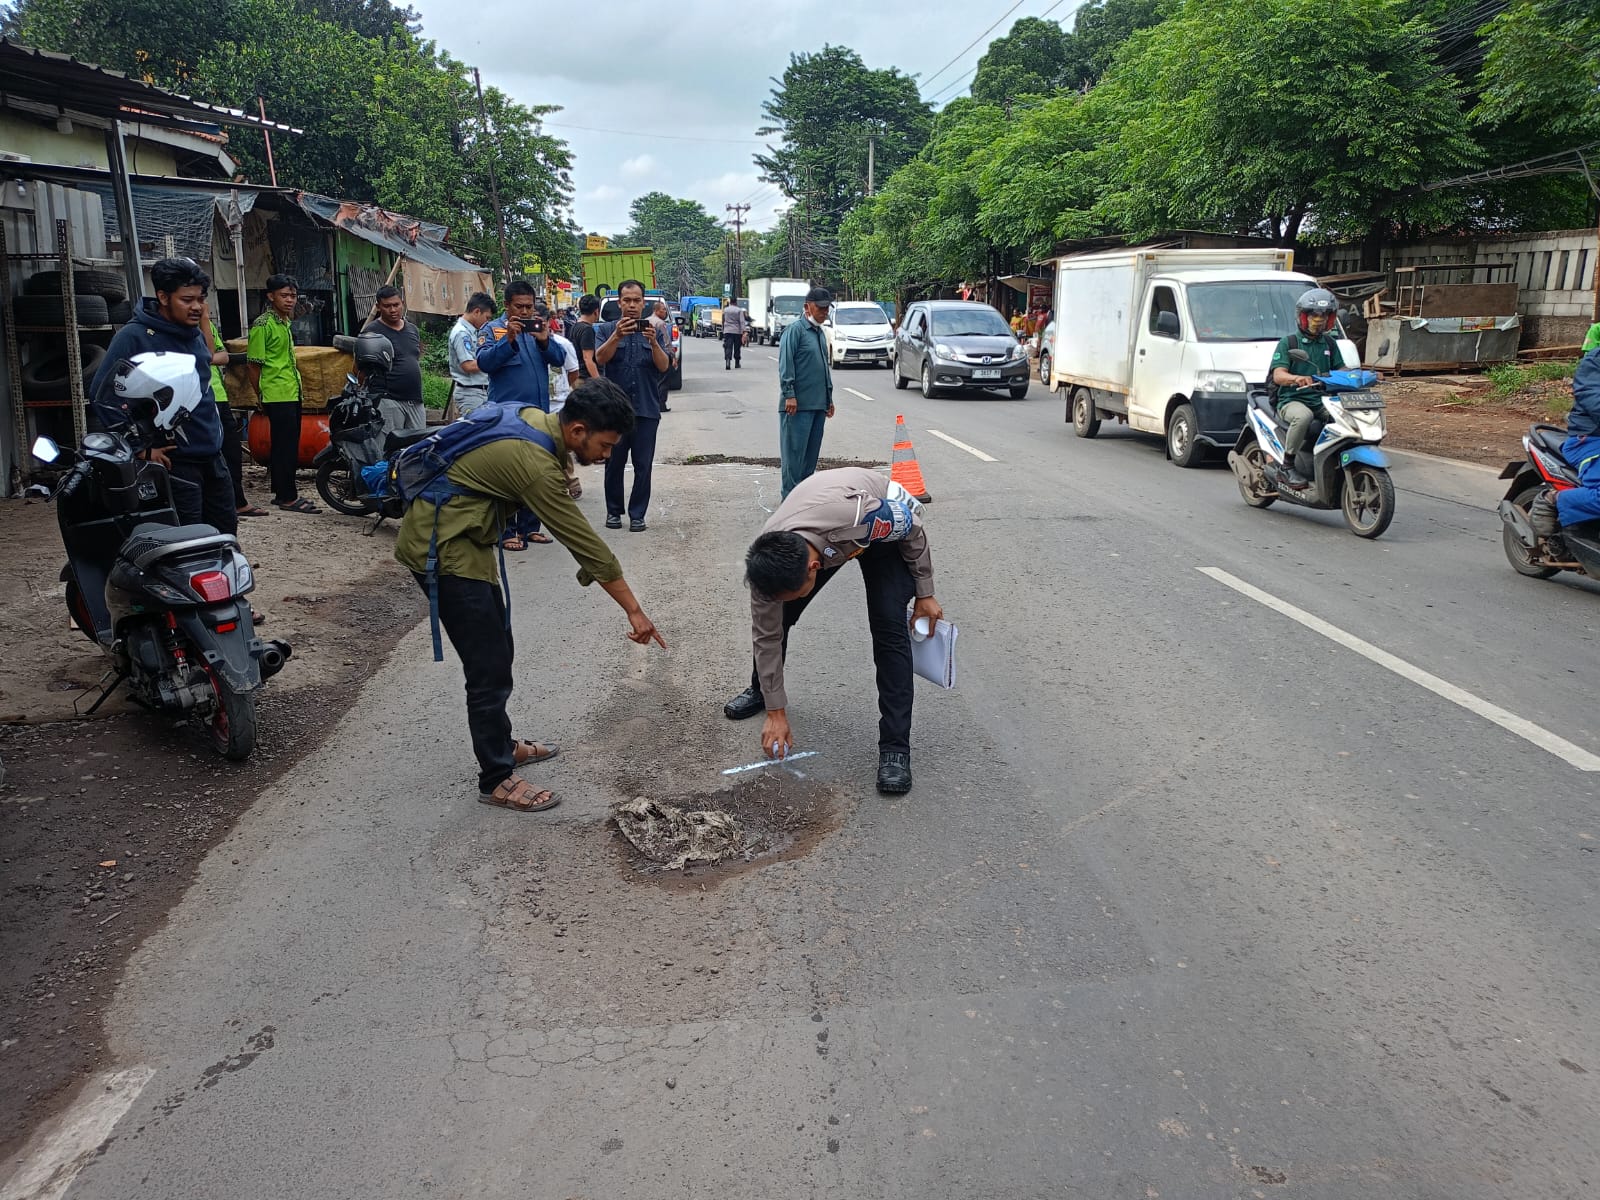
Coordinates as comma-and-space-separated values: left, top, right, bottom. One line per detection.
595, 278, 671, 532
1531, 348, 1600, 538
477, 280, 570, 548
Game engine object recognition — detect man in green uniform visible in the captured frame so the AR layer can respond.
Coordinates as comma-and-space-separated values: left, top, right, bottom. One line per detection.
776, 286, 836, 498
394, 377, 667, 813
1269, 288, 1344, 488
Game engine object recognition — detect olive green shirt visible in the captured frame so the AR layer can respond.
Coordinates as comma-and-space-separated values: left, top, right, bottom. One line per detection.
1269, 332, 1339, 409
246, 311, 302, 404
393, 408, 623, 588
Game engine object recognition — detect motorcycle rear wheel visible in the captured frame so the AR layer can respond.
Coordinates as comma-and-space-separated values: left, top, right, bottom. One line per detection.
316, 458, 378, 516
202, 666, 256, 761
1235, 443, 1277, 508
1342, 465, 1395, 538
1503, 484, 1560, 578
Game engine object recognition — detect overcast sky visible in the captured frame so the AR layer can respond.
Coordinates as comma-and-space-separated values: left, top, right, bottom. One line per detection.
408, 0, 1079, 237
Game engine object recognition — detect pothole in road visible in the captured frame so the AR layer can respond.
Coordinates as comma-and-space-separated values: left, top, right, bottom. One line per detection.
608, 772, 841, 889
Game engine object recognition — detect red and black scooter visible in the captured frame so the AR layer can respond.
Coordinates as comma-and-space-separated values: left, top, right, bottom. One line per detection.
1497, 423, 1600, 581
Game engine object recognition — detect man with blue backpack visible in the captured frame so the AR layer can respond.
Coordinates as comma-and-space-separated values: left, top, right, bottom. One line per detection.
393, 377, 667, 813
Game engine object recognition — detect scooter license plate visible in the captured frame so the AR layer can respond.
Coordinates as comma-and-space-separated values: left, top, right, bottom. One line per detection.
972, 369, 1001, 380
1339, 391, 1384, 411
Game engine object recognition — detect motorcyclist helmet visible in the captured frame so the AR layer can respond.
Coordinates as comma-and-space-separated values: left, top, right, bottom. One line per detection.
1296, 288, 1339, 335
352, 331, 394, 374
101, 351, 205, 431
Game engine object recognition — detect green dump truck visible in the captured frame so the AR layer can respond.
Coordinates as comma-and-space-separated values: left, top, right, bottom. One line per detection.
581, 247, 657, 300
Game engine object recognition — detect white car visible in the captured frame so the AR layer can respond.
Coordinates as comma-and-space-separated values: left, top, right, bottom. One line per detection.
824, 301, 895, 368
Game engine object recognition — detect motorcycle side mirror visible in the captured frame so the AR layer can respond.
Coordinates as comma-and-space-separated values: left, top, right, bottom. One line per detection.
1287, 348, 1311, 365
32, 436, 61, 463
346, 373, 360, 387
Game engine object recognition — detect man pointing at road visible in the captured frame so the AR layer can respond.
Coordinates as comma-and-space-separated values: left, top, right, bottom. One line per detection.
722, 467, 943, 795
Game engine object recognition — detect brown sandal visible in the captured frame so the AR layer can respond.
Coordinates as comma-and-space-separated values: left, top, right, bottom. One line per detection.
478, 777, 560, 812
512, 739, 559, 765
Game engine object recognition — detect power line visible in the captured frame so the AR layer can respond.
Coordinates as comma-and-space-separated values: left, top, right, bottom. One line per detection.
925, 0, 1078, 104
920, 0, 1030, 90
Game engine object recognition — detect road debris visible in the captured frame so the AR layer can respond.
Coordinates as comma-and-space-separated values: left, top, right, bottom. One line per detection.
611, 797, 745, 870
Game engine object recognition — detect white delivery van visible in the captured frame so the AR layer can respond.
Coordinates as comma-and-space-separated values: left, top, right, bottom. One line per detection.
748, 277, 810, 345
1046, 248, 1358, 467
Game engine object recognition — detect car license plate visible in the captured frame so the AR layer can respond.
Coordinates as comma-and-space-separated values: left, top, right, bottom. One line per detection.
972, 369, 1001, 380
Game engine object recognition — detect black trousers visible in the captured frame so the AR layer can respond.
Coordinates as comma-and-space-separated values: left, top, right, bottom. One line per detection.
264, 400, 302, 505
749, 543, 916, 753
604, 415, 659, 522
413, 572, 516, 794
168, 453, 239, 535
216, 403, 248, 509
723, 332, 742, 365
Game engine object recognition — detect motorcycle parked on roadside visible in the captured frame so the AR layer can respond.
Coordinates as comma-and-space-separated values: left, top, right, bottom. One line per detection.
1228, 352, 1396, 538
35, 353, 290, 760
1496, 424, 1600, 581
313, 332, 429, 520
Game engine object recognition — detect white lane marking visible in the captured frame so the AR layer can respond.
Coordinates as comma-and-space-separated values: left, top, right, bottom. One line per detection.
1197, 566, 1600, 772
765, 353, 779, 361
0, 1066, 155, 1200
925, 429, 998, 463
843, 387, 875, 403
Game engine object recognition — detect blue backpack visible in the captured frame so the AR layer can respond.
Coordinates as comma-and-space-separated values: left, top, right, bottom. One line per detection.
392, 404, 559, 661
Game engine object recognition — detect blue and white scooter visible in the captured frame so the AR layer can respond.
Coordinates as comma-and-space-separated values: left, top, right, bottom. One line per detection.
1228, 353, 1395, 538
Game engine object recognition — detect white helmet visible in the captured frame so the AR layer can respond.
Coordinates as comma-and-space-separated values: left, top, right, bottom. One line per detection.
110, 351, 205, 431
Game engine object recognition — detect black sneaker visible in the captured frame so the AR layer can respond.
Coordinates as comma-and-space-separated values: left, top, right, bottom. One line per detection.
723, 686, 765, 720
876, 751, 912, 795
605, 515, 622, 529
629, 519, 647, 532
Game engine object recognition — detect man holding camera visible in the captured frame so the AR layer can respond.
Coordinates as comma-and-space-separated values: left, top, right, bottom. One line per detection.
478, 279, 571, 548
595, 279, 671, 532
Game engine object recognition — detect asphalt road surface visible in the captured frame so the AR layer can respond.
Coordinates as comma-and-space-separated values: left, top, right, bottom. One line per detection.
6, 339, 1599, 1199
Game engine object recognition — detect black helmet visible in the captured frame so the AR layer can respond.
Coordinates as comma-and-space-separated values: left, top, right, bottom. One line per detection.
1296, 288, 1339, 334
353, 331, 394, 373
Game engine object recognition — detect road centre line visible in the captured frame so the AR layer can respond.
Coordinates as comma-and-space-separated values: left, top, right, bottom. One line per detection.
1197, 566, 1600, 772
925, 429, 998, 463
0, 1066, 155, 1200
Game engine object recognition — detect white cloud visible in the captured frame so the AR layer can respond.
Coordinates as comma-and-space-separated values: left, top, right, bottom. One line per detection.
619, 154, 658, 179
585, 184, 624, 202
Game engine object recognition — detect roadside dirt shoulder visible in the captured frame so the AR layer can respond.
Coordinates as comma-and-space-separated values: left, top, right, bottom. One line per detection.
0, 472, 424, 1160
1381, 374, 1574, 469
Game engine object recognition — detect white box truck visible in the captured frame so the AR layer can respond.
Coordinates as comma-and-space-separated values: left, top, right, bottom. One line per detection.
748, 278, 810, 345
1045, 248, 1357, 467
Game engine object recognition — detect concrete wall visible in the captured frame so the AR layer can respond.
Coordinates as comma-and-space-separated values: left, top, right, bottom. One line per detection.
0, 112, 181, 177
1323, 228, 1598, 348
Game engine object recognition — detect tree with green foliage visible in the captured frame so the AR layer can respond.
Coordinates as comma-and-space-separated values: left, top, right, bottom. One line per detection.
621, 192, 726, 296
755, 44, 931, 261
1096, 0, 1480, 243
1474, 0, 1600, 142
1061, 0, 1172, 89
971, 17, 1072, 106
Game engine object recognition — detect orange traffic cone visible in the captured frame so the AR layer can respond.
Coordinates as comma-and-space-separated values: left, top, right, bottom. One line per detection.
890, 414, 932, 503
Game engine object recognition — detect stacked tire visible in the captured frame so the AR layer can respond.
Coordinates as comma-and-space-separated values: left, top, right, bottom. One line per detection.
16, 267, 127, 405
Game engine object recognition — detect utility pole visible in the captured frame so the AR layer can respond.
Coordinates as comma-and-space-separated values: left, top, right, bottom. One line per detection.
867, 135, 875, 196
474, 67, 512, 288
725, 202, 749, 298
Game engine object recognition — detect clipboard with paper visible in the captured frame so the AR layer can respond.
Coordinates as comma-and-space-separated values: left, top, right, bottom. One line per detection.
910, 615, 958, 688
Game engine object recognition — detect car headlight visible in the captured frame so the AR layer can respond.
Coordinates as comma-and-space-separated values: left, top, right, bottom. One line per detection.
934, 343, 955, 359
1195, 370, 1247, 393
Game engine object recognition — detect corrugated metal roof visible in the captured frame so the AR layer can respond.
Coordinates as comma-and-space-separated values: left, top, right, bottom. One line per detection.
0, 39, 302, 134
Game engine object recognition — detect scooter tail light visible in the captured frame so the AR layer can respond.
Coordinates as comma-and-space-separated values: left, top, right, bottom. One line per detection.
189, 570, 232, 602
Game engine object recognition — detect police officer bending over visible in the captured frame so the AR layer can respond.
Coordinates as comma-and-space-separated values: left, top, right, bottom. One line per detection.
723, 467, 944, 794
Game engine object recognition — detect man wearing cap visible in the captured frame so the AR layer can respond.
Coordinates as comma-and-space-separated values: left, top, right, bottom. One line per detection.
721, 466, 944, 795
776, 286, 836, 499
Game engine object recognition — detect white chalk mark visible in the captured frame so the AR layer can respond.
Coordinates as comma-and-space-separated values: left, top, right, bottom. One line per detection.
722, 750, 819, 775
926, 429, 998, 462
1197, 566, 1600, 772
0, 1066, 154, 1200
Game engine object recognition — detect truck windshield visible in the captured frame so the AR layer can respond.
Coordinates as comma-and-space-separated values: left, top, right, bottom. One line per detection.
930, 308, 1010, 337
1187, 281, 1317, 343
835, 306, 888, 326
773, 296, 805, 316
